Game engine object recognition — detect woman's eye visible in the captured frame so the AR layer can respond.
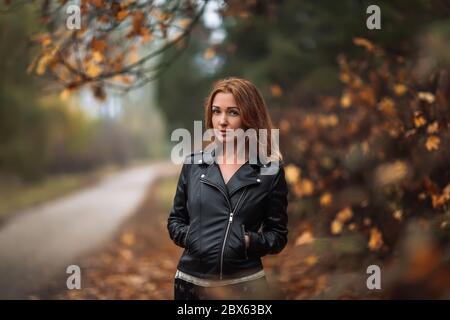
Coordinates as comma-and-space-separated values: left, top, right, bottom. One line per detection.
229, 110, 239, 116
212, 109, 220, 114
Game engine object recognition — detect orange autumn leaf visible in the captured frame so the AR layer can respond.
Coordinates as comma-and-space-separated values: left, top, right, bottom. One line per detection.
331, 220, 343, 235
353, 37, 375, 52
92, 51, 104, 63
279, 119, 290, 133
368, 227, 383, 251
414, 112, 427, 128
340, 91, 352, 108
91, 0, 103, 8
378, 97, 396, 116
431, 183, 450, 208
336, 207, 353, 222
36, 54, 52, 75
318, 114, 338, 127
427, 121, 439, 134
116, 10, 128, 21
374, 160, 409, 187
305, 255, 318, 266
348, 223, 357, 231
293, 179, 314, 197
91, 38, 107, 53
120, 232, 135, 246
285, 164, 301, 185
31, 33, 52, 47
320, 192, 332, 207
393, 209, 403, 221
270, 84, 283, 97
418, 91, 435, 104
132, 10, 145, 34
86, 63, 102, 77
141, 27, 153, 43
119, 248, 133, 261
359, 87, 376, 106
393, 83, 408, 96
295, 231, 315, 246
331, 207, 353, 235
425, 135, 440, 151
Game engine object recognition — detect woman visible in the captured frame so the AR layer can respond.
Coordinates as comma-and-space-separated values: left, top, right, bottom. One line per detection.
167, 77, 288, 300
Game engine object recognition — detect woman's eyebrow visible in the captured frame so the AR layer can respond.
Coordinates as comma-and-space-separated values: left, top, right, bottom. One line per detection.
212, 105, 239, 109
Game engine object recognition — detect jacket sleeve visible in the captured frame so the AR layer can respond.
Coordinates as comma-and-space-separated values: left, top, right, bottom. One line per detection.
167, 161, 191, 248
247, 164, 288, 257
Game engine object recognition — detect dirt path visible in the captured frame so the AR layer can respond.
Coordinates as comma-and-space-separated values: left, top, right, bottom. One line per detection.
51, 169, 184, 300
0, 161, 177, 299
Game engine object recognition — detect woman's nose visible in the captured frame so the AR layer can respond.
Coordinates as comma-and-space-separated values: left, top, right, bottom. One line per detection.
219, 114, 228, 126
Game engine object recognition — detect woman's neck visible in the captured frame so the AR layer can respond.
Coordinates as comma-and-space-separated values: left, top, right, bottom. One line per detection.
216, 142, 248, 165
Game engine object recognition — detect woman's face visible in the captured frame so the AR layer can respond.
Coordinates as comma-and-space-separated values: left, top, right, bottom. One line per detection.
211, 92, 243, 144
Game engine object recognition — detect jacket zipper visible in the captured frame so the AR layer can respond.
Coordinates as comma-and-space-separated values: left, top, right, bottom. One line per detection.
200, 179, 256, 279
219, 188, 247, 279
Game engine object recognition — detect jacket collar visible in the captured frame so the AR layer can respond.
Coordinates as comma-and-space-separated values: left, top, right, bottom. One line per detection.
200, 146, 262, 197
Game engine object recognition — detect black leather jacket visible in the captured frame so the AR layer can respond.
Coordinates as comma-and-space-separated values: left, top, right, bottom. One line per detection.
167, 148, 289, 280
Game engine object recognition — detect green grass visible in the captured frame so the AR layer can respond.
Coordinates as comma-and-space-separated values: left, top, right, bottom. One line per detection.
0, 164, 121, 222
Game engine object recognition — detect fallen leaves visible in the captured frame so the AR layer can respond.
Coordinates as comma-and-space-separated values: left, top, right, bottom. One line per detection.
431, 183, 450, 208
292, 178, 315, 197
86, 63, 102, 77
285, 164, 301, 185
414, 113, 427, 128
120, 232, 136, 246
353, 37, 375, 53
378, 97, 396, 116
116, 10, 129, 21
393, 83, 407, 96
425, 135, 440, 151
331, 207, 353, 235
393, 209, 403, 221
295, 231, 315, 246
368, 227, 383, 251
374, 160, 410, 187
340, 91, 352, 108
50, 179, 180, 300
331, 220, 343, 235
270, 84, 283, 97
320, 192, 333, 207
91, 38, 107, 54
417, 91, 435, 104
426, 121, 439, 134
305, 255, 318, 266
274, 38, 449, 300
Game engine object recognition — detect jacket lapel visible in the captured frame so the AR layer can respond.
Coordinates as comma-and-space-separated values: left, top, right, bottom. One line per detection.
226, 163, 260, 197
200, 146, 261, 198
201, 161, 229, 197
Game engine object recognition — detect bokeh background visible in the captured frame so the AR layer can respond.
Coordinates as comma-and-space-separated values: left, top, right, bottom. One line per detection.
0, 0, 449, 299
